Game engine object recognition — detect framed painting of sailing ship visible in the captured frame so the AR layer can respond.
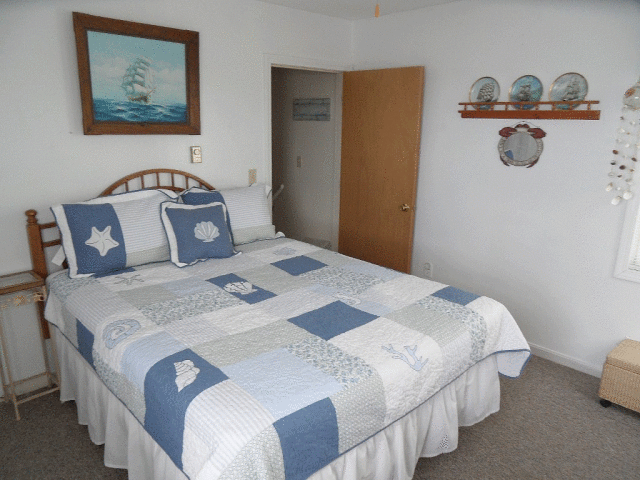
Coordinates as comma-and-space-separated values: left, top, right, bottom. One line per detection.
72, 12, 200, 135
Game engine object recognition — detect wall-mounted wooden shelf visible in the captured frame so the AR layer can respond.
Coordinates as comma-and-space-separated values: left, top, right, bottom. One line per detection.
458, 100, 600, 120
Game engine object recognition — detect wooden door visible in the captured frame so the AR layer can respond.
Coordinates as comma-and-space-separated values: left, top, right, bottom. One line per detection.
338, 66, 424, 273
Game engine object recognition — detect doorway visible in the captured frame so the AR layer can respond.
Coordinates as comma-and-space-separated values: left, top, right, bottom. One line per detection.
271, 67, 342, 251
269, 62, 424, 273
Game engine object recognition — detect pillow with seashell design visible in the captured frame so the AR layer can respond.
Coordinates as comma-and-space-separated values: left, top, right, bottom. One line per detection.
179, 187, 234, 243
160, 201, 236, 267
181, 184, 277, 245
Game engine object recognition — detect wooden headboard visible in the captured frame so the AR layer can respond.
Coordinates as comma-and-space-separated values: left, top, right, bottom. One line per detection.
25, 169, 214, 338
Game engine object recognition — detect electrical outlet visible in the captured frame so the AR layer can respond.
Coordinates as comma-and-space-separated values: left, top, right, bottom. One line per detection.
423, 262, 433, 279
190, 146, 202, 163
248, 169, 257, 185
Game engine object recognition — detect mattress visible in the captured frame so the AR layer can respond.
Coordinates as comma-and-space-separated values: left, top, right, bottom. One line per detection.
45, 237, 530, 480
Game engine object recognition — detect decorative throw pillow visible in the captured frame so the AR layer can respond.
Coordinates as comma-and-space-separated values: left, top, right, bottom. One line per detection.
51, 189, 179, 278
180, 187, 226, 206
181, 185, 277, 245
161, 202, 235, 267
179, 187, 233, 242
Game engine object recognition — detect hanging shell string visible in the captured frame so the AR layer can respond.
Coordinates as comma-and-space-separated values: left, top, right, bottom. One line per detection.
608, 106, 640, 204
609, 78, 640, 205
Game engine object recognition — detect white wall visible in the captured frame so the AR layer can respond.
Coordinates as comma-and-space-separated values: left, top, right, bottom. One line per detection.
0, 0, 351, 395
271, 68, 341, 250
352, 0, 640, 375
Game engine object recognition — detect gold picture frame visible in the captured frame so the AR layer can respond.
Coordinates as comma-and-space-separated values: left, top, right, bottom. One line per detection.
73, 12, 200, 135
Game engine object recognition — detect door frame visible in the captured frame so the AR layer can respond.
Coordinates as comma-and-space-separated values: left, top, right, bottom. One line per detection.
263, 54, 348, 250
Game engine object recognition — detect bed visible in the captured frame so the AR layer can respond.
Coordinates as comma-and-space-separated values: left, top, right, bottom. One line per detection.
25, 168, 530, 480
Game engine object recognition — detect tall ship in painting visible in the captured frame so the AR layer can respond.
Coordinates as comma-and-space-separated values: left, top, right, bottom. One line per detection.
121, 56, 156, 103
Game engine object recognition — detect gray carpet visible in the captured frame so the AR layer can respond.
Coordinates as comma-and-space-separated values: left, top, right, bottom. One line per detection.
1, 355, 638, 479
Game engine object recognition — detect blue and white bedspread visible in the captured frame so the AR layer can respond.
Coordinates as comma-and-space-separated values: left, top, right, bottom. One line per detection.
45, 237, 530, 480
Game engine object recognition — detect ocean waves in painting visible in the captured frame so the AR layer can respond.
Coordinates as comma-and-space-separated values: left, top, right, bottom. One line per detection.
93, 99, 187, 123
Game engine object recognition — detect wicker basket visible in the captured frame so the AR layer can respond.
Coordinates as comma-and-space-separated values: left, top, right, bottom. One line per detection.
598, 339, 640, 413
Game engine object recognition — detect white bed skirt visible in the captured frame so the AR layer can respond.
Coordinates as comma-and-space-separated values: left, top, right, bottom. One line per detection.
54, 326, 501, 480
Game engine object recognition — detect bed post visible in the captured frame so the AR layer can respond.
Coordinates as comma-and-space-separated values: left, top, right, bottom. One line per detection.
25, 209, 50, 338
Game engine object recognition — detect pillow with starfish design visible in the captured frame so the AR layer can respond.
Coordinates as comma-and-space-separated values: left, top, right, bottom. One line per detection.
51, 189, 178, 278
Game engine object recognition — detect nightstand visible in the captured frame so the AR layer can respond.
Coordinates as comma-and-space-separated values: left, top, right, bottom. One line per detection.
0, 270, 59, 420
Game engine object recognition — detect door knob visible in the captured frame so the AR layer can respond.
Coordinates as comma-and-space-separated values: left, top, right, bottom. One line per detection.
400, 203, 411, 212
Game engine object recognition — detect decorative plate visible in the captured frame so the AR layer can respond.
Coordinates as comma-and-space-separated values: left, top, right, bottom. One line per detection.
509, 75, 543, 110
469, 77, 500, 109
549, 73, 588, 110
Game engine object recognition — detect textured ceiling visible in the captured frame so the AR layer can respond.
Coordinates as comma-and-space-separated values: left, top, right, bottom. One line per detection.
256, 0, 460, 20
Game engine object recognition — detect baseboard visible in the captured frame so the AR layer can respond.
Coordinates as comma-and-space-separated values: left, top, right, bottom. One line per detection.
528, 343, 603, 378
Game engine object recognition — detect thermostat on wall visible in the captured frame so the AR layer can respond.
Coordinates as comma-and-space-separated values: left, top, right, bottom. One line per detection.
191, 146, 202, 163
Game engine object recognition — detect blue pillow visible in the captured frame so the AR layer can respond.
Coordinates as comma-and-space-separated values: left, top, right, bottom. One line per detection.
180, 185, 277, 245
181, 187, 234, 243
51, 189, 179, 278
180, 187, 226, 206
161, 202, 236, 267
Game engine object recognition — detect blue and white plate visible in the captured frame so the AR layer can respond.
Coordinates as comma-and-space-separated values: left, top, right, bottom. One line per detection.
509, 75, 543, 110
549, 73, 587, 110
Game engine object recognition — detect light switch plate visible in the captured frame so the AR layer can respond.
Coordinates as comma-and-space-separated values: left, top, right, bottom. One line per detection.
191, 146, 202, 163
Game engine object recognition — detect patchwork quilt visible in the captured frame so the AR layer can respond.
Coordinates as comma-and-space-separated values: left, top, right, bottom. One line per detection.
45, 238, 530, 480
